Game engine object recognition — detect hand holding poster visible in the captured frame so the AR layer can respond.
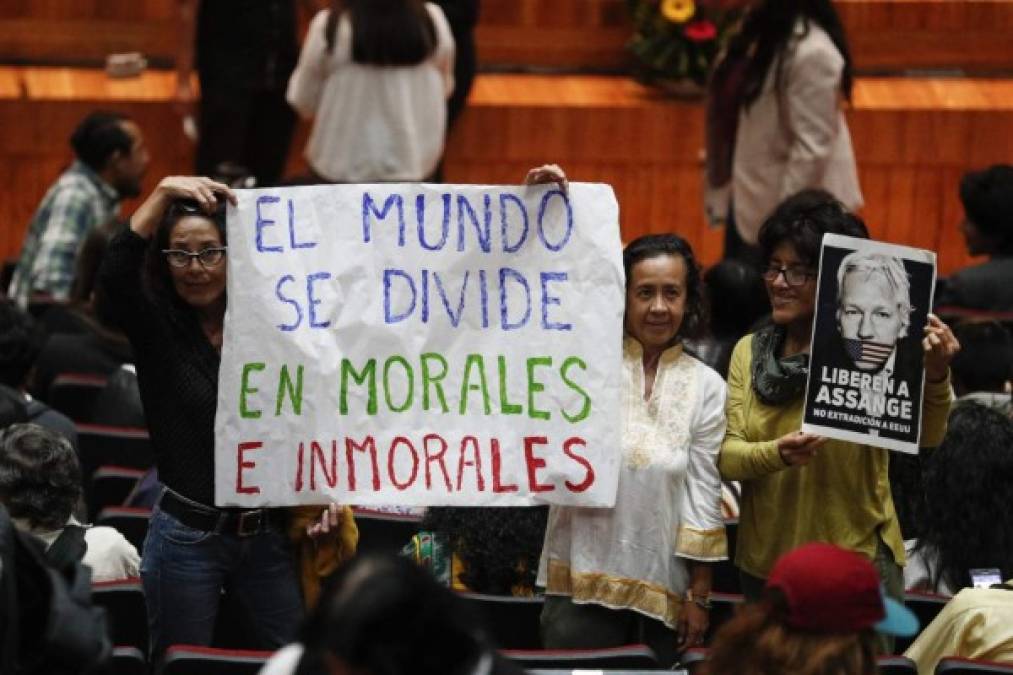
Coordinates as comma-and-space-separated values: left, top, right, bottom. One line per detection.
802, 234, 936, 454
214, 183, 624, 507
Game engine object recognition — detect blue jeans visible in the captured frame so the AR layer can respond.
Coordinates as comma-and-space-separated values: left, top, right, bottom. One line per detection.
140, 505, 304, 660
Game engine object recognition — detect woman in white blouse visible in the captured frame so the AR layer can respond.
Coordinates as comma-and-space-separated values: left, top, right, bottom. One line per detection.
535, 230, 729, 666
286, 0, 455, 182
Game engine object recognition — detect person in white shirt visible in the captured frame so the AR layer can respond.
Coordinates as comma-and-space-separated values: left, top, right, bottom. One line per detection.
286, 0, 455, 182
535, 231, 728, 668
0, 423, 139, 582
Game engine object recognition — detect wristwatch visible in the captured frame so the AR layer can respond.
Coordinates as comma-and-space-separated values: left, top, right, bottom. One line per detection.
686, 589, 712, 610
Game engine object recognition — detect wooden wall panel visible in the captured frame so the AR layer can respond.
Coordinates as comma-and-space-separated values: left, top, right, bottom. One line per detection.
1, 1, 1012, 73
442, 75, 1013, 276
2, 69, 1012, 281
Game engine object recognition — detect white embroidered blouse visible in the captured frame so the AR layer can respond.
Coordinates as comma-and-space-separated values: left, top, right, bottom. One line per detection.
536, 339, 729, 628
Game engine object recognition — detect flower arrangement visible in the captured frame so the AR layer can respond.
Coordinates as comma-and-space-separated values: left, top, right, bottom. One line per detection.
626, 0, 741, 90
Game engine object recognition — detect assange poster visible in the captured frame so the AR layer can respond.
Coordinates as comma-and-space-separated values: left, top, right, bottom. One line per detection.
214, 182, 625, 507
801, 234, 936, 454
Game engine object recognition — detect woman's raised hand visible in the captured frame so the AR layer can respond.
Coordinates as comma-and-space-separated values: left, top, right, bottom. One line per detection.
154, 176, 237, 211
923, 313, 960, 383
306, 502, 342, 540
524, 164, 568, 193
130, 176, 237, 238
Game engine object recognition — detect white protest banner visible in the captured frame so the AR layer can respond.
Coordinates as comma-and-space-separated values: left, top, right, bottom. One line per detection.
214, 183, 624, 507
801, 234, 937, 454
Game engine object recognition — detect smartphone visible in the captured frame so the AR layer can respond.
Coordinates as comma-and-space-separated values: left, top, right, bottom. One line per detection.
970, 568, 1002, 589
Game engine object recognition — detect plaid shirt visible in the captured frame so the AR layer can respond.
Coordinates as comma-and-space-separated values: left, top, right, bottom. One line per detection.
9, 161, 120, 307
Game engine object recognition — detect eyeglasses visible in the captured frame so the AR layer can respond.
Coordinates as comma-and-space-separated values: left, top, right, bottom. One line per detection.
162, 247, 227, 269
762, 265, 815, 287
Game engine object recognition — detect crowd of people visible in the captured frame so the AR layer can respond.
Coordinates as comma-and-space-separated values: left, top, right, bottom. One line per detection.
2, 0, 1012, 674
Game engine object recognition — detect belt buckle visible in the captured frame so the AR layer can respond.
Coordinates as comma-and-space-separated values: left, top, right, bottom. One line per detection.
237, 510, 264, 537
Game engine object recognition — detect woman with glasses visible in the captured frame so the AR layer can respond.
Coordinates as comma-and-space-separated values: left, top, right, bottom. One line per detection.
717, 190, 958, 647
99, 176, 311, 660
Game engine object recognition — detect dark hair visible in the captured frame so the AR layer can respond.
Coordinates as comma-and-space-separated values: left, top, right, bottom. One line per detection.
959, 164, 1013, 254
703, 589, 877, 675
950, 321, 1013, 395
325, 0, 437, 66
422, 506, 548, 595
623, 233, 707, 341
300, 554, 515, 675
757, 189, 869, 269
0, 423, 82, 531
70, 111, 133, 173
917, 403, 1013, 592
730, 0, 853, 109
0, 300, 44, 389
143, 198, 227, 303
705, 259, 771, 337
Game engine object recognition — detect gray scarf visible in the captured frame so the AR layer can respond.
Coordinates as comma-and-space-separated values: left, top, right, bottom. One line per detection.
751, 324, 809, 405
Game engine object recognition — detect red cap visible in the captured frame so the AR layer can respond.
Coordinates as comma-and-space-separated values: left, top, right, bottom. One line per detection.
766, 543, 890, 634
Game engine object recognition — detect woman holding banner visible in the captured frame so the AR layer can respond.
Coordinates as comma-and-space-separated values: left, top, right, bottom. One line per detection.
528, 169, 728, 664
99, 177, 350, 660
717, 190, 958, 645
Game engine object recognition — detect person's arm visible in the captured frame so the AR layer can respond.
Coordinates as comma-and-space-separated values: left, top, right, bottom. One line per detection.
429, 4, 456, 100
675, 369, 728, 649
778, 37, 845, 201
918, 314, 959, 447
719, 337, 787, 479
286, 9, 331, 120
679, 562, 713, 649
717, 337, 825, 480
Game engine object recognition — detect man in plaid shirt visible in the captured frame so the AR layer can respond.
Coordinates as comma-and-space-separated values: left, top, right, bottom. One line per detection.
9, 111, 149, 308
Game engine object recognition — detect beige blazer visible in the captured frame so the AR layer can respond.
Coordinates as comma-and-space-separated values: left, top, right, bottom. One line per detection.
707, 20, 863, 245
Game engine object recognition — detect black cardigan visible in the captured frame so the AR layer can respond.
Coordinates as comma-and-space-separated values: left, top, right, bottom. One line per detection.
99, 229, 222, 506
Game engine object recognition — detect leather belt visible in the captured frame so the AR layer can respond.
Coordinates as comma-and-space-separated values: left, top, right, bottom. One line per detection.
159, 489, 281, 537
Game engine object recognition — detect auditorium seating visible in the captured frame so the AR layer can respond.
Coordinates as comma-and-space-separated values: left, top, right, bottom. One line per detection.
88, 465, 145, 520
159, 645, 273, 675
679, 650, 920, 674
107, 645, 146, 675
77, 424, 154, 479
879, 655, 919, 675
48, 372, 108, 423
351, 507, 423, 556
92, 578, 148, 659
705, 592, 744, 644
935, 658, 1013, 675
898, 591, 950, 654
680, 646, 709, 674
502, 644, 661, 670
458, 591, 545, 649
712, 518, 739, 594
96, 506, 151, 555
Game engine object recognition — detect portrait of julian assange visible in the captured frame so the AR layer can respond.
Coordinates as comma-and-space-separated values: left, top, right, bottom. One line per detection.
804, 236, 936, 451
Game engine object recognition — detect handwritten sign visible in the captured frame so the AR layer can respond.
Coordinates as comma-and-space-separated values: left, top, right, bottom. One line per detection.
214, 183, 624, 506
802, 234, 936, 454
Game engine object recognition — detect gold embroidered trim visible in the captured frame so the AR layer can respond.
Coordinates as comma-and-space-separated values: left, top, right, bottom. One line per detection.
545, 559, 683, 627
676, 525, 728, 560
